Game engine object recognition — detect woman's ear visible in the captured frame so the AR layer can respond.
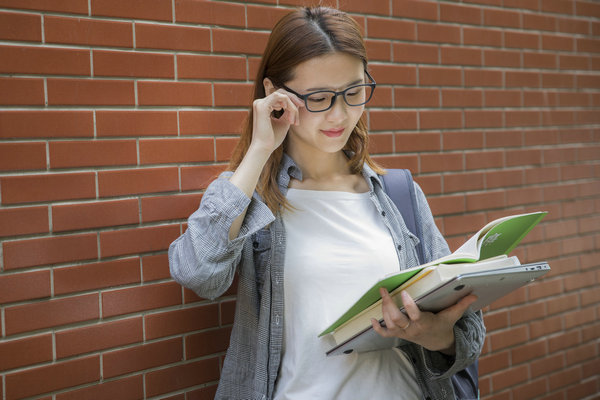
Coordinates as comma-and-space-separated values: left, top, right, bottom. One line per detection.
263, 77, 276, 96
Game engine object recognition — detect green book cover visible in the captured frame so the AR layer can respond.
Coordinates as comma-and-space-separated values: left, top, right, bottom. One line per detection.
319, 211, 547, 337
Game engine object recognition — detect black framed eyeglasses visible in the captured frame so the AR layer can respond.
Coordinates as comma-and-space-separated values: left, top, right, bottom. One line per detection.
280, 70, 376, 113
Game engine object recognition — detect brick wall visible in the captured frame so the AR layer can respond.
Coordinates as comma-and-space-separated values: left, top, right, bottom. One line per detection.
0, 0, 598, 399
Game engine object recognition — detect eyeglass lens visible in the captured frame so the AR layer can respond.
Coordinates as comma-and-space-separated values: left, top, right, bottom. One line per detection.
305, 84, 374, 112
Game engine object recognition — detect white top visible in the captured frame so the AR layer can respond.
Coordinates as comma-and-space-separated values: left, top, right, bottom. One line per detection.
274, 188, 422, 400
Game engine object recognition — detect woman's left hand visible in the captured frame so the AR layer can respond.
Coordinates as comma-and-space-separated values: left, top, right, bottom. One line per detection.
371, 288, 477, 355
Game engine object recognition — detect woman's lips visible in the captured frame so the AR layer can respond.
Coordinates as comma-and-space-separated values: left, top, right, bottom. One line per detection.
321, 127, 345, 137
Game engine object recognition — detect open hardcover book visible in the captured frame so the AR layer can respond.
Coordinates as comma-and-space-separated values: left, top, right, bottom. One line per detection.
319, 211, 548, 355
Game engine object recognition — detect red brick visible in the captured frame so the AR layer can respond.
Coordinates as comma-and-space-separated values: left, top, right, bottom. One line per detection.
0, 11, 41, 41
418, 22, 461, 44
0, 45, 90, 75
560, 54, 590, 70
45, 15, 133, 48
216, 137, 237, 161
0, 334, 53, 372
49, 139, 137, 168
394, 88, 439, 108
419, 66, 462, 86
175, 0, 245, 27
367, 39, 392, 62
427, 194, 465, 216
0, 77, 44, 105
52, 198, 139, 232
511, 340, 548, 365
177, 54, 247, 80
56, 317, 143, 358
479, 350, 510, 375
0, 270, 51, 304
0, 172, 96, 205
548, 366, 583, 392
56, 375, 144, 400
463, 27, 503, 47
2, 233, 97, 270
506, 110, 541, 127
393, 42, 439, 64
0, 202, 48, 235
419, 110, 462, 130
505, 31, 540, 49
145, 304, 220, 340
141, 193, 203, 223
465, 69, 503, 87
395, 132, 441, 152
443, 172, 485, 193
441, 46, 482, 66
484, 8, 521, 28
366, 17, 415, 40
421, 152, 463, 173
99, 224, 180, 258
440, 3, 482, 24
368, 132, 394, 154
442, 88, 483, 107
5, 355, 100, 400
96, 110, 178, 137
0, 0, 88, 14
443, 130, 484, 150
392, 0, 438, 20
465, 150, 504, 170
0, 110, 94, 139
136, 23, 210, 52
465, 110, 503, 128
145, 358, 220, 397
47, 78, 135, 106
369, 110, 418, 131
523, 13, 557, 31
0, 141, 46, 171
142, 253, 171, 282
524, 52, 558, 69
4, 293, 99, 336
181, 164, 228, 191
137, 81, 212, 106
179, 110, 247, 135
93, 50, 174, 78
489, 325, 530, 352
102, 281, 182, 317
213, 28, 269, 55
484, 49, 521, 68
247, 4, 292, 29
91, 0, 172, 21
54, 258, 140, 295
98, 167, 179, 197
214, 83, 255, 107
103, 338, 182, 378
186, 327, 231, 359
370, 65, 416, 85
485, 89, 522, 107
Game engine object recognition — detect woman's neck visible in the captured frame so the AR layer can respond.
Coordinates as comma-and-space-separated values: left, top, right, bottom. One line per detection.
287, 149, 368, 192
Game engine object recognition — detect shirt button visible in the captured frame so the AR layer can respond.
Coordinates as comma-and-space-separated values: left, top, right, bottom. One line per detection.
397, 244, 402, 251
381, 211, 386, 217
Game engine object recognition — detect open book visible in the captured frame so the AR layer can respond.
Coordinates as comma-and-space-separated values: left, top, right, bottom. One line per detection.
319, 211, 547, 348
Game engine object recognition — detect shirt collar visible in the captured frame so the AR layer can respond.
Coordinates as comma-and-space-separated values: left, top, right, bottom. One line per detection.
277, 152, 384, 193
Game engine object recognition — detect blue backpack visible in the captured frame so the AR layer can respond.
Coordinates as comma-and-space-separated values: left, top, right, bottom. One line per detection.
381, 169, 480, 400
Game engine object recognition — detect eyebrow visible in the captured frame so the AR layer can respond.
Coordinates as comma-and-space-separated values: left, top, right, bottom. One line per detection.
305, 77, 365, 92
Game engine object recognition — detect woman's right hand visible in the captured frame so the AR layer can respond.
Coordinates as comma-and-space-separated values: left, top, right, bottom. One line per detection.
250, 89, 304, 155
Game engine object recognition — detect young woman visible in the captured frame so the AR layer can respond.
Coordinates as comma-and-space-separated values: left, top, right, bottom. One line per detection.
169, 7, 485, 400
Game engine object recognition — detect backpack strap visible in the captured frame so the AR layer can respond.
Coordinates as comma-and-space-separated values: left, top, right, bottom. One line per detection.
380, 169, 425, 264
381, 169, 480, 399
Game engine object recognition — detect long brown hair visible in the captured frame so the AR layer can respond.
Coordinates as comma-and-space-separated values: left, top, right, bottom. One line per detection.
228, 7, 384, 213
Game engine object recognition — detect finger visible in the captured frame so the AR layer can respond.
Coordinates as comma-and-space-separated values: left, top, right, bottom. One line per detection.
270, 92, 300, 125
439, 294, 478, 325
400, 290, 422, 322
380, 288, 410, 331
371, 318, 391, 337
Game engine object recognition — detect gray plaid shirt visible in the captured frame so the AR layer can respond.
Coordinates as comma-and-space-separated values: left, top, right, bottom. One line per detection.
169, 154, 485, 400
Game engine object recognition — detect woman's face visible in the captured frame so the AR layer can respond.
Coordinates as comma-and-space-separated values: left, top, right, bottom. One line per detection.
283, 53, 366, 159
